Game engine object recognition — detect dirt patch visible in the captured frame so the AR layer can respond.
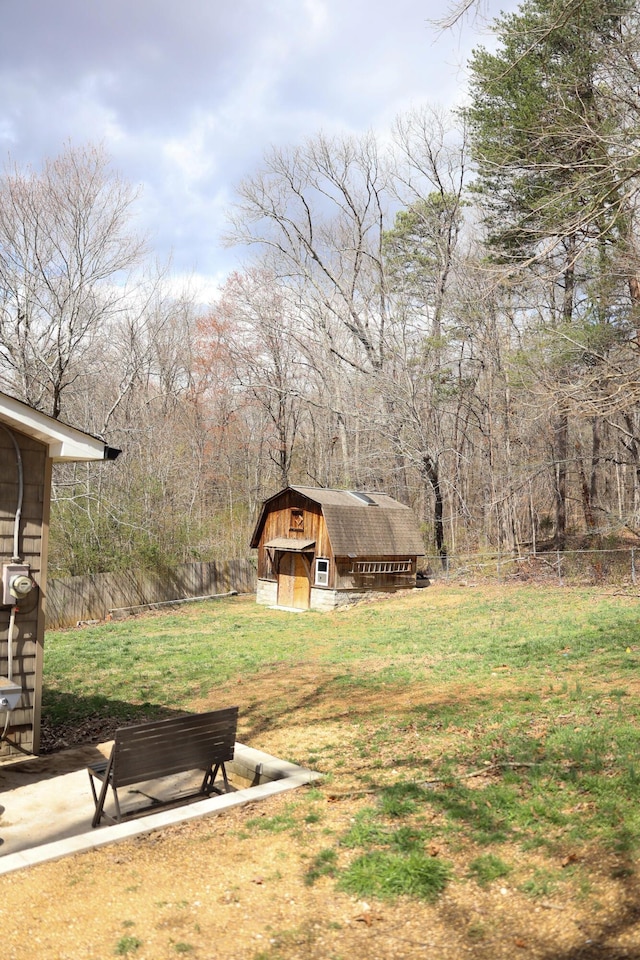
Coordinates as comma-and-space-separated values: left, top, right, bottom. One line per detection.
2, 784, 639, 960
4, 663, 640, 959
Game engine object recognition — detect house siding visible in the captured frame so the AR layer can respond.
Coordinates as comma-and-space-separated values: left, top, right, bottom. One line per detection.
0, 428, 49, 757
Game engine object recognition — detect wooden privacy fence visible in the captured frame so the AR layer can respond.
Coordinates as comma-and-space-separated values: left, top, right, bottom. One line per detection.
45, 559, 257, 629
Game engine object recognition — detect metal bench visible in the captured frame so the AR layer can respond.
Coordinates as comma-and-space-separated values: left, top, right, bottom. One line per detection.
87, 707, 239, 827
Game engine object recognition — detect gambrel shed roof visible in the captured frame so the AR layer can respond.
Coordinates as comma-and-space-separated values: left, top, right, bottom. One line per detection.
251, 485, 425, 556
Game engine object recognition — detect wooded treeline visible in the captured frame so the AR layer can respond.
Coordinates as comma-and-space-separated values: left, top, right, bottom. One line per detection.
3, 0, 640, 575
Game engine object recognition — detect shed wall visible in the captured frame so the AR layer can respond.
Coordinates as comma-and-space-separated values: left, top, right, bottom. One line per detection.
334, 555, 417, 590
256, 491, 332, 583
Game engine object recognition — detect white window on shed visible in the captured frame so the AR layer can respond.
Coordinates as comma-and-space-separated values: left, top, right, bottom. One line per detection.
315, 558, 329, 586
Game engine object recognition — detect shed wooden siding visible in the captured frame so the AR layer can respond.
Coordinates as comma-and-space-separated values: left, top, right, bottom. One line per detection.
334, 555, 417, 590
0, 427, 49, 758
256, 491, 333, 585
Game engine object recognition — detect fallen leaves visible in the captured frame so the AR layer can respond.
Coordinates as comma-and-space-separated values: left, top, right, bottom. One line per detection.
561, 853, 579, 868
353, 902, 384, 926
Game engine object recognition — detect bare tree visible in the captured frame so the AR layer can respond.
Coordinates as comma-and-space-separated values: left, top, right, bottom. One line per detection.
227, 132, 393, 373
384, 106, 470, 553
0, 142, 146, 418
226, 131, 421, 501
199, 269, 311, 488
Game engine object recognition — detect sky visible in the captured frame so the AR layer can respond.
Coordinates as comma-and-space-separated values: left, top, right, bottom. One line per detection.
0, 0, 502, 302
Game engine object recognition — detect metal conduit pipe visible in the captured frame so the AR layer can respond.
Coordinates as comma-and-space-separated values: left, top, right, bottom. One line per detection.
0, 422, 24, 563
1, 605, 18, 739
6, 605, 16, 683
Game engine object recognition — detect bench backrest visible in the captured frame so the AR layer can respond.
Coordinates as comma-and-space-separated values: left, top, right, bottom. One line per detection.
111, 707, 239, 788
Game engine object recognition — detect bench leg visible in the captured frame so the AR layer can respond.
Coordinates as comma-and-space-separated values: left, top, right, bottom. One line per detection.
202, 762, 231, 795
88, 753, 120, 827
89, 770, 111, 828
219, 762, 230, 792
90, 775, 122, 827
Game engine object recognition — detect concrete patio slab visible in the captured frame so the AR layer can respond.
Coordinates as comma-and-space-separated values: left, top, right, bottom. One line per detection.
0, 741, 321, 875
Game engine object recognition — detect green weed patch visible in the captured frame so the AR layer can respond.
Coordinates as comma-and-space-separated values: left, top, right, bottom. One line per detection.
338, 850, 451, 901
468, 853, 511, 886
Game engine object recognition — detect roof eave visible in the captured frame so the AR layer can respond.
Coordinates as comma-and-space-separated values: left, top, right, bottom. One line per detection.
0, 391, 117, 462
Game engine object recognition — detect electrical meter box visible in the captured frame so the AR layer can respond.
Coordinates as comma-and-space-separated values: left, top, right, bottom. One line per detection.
2, 563, 33, 606
0, 677, 22, 711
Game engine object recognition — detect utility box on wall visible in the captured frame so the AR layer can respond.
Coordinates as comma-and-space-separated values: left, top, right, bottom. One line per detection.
0, 391, 119, 759
2, 564, 34, 606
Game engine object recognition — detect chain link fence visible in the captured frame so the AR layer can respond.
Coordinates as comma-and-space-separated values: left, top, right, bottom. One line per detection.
421, 547, 640, 587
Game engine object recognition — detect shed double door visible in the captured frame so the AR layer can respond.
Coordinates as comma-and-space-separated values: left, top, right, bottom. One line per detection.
277, 552, 310, 609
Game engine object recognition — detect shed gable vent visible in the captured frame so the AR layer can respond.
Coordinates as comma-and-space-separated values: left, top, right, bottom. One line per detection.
348, 491, 377, 506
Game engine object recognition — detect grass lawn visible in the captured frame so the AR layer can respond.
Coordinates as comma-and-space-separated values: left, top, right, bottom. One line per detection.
38, 582, 640, 955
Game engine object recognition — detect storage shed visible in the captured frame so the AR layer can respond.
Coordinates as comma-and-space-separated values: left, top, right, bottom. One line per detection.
0, 391, 120, 758
250, 485, 425, 611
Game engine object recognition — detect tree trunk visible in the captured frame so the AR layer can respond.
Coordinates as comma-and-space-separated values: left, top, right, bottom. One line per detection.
422, 454, 445, 560
554, 413, 568, 547
552, 244, 576, 547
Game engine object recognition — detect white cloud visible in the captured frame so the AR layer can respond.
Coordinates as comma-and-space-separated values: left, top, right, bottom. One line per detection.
0, 0, 510, 285
302, 0, 330, 35
162, 112, 219, 187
